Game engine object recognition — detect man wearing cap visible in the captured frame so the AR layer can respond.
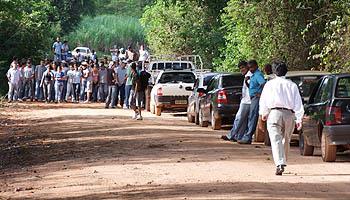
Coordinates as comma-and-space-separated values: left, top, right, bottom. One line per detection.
259, 61, 304, 175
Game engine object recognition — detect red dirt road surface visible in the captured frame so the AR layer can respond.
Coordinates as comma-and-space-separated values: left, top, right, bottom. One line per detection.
1, 103, 350, 199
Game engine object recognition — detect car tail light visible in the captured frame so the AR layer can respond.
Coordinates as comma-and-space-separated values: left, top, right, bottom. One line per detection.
157, 87, 163, 96
217, 90, 228, 104
325, 106, 342, 125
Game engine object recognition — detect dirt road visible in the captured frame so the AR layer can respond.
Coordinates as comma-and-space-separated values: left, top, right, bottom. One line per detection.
1, 103, 350, 200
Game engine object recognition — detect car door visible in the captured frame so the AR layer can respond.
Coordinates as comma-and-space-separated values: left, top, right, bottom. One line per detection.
202, 77, 217, 121
188, 78, 199, 115
206, 77, 219, 122
303, 77, 334, 146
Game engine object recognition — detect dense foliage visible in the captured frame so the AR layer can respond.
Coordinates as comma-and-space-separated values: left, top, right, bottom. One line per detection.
67, 15, 145, 52
141, 0, 226, 68
216, 0, 350, 72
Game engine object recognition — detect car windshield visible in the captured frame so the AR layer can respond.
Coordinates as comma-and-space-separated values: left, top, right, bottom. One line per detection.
78, 49, 87, 53
336, 77, 350, 98
159, 72, 195, 84
289, 76, 321, 97
222, 75, 244, 87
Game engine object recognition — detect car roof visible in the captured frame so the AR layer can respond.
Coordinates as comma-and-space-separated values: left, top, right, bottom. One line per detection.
324, 73, 350, 78
150, 61, 193, 64
286, 70, 330, 77
74, 47, 90, 50
198, 72, 219, 77
218, 72, 242, 76
160, 70, 195, 73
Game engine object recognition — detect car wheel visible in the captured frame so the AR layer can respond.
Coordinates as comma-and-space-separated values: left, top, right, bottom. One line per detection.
199, 108, 208, 127
187, 107, 195, 123
299, 131, 314, 156
155, 106, 162, 116
321, 133, 337, 162
211, 110, 221, 130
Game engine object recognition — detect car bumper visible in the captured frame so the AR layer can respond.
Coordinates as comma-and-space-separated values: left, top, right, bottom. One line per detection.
156, 96, 188, 108
215, 104, 240, 120
323, 125, 350, 145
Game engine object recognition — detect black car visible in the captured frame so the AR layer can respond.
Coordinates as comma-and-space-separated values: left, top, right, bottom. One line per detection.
300, 74, 350, 162
197, 73, 244, 130
187, 73, 219, 124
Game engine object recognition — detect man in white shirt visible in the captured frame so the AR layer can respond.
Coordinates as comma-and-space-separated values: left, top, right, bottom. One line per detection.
222, 61, 252, 141
138, 44, 149, 69
115, 60, 128, 107
61, 40, 69, 61
23, 60, 35, 101
6, 62, 21, 102
35, 59, 46, 101
259, 62, 304, 175
52, 37, 62, 62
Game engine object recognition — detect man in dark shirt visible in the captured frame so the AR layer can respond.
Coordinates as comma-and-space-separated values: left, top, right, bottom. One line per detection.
105, 63, 117, 108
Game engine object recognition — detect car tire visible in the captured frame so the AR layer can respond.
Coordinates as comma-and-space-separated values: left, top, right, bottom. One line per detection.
155, 106, 162, 116
199, 108, 208, 127
299, 131, 314, 156
321, 133, 337, 162
211, 110, 221, 130
187, 107, 195, 123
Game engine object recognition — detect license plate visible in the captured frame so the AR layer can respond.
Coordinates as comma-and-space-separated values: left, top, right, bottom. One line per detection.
175, 100, 187, 104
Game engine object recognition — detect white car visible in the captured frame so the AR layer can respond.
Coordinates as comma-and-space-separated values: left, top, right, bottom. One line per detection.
150, 70, 197, 116
71, 47, 92, 59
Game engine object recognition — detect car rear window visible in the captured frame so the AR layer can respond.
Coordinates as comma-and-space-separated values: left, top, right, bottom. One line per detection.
289, 76, 322, 97
222, 75, 244, 87
336, 77, 350, 98
159, 72, 195, 84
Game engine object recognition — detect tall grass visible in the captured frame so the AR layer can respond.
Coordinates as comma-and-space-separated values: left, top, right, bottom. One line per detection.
67, 15, 145, 52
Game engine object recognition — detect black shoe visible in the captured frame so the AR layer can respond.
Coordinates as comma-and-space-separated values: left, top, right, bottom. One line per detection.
237, 140, 252, 144
221, 135, 230, 141
275, 165, 286, 176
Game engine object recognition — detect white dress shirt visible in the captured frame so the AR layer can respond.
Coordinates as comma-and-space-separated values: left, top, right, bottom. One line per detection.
241, 71, 252, 104
7, 68, 21, 84
259, 76, 304, 123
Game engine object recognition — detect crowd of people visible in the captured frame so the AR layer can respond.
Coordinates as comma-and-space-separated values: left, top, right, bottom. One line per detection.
6, 37, 151, 120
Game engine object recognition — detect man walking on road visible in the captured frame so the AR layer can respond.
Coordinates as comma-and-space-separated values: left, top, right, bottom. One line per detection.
238, 60, 266, 144
259, 62, 304, 175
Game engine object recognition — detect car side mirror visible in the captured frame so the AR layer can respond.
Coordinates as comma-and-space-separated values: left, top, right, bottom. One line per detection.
185, 86, 193, 91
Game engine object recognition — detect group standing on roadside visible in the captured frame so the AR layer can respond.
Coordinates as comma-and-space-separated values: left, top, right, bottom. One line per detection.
221, 60, 304, 176
6, 37, 150, 120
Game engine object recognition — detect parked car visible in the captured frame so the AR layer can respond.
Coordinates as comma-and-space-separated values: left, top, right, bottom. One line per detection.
150, 70, 196, 116
187, 73, 219, 124
300, 74, 350, 162
286, 71, 330, 103
260, 71, 329, 146
71, 47, 92, 59
197, 73, 244, 130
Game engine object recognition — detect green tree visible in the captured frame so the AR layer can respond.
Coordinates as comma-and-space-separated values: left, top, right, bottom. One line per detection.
50, 0, 96, 34
141, 0, 226, 68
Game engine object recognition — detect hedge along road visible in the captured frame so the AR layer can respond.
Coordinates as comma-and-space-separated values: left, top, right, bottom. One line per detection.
0, 103, 350, 200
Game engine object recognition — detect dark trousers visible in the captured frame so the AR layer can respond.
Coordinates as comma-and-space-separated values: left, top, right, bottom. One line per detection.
116, 84, 125, 107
